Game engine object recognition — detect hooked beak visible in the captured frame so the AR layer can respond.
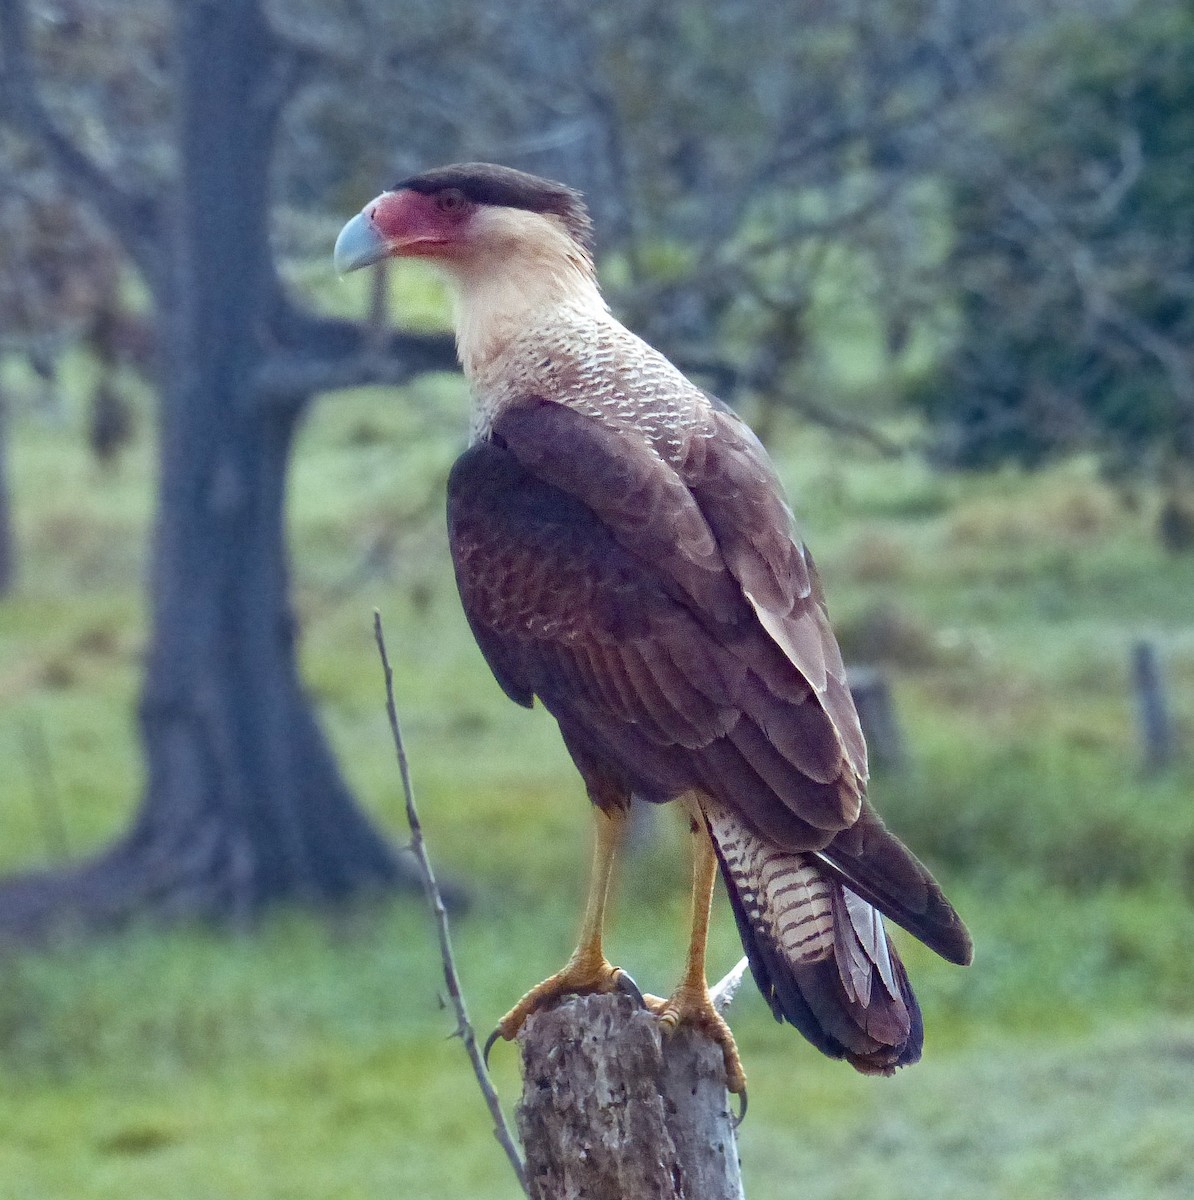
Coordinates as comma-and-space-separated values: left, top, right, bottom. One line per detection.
334, 210, 388, 275
335, 189, 458, 274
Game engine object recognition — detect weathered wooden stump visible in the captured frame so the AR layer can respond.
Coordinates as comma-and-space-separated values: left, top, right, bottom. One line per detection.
516, 992, 744, 1200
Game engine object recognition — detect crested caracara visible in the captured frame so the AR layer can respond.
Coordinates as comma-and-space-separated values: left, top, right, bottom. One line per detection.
335, 163, 972, 1096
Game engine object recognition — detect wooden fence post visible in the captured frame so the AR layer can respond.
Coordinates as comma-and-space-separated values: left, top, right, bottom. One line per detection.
516, 992, 745, 1200
848, 666, 906, 772
1132, 639, 1176, 775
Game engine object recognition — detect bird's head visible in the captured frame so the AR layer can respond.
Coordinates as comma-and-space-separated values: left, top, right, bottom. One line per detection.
335, 163, 602, 373
334, 162, 594, 279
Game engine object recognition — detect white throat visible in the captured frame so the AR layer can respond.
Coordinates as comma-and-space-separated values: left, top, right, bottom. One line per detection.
435, 208, 609, 378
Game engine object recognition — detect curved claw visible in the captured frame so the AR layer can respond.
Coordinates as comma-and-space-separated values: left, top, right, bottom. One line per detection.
731, 1085, 748, 1128
613, 968, 646, 1008
482, 1025, 505, 1070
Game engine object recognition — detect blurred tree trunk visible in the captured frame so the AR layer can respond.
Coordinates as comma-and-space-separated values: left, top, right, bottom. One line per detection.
0, 0, 457, 934
113, 0, 404, 915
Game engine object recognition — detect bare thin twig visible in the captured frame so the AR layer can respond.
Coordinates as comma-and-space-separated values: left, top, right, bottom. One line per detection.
373, 610, 529, 1196
710, 956, 750, 1015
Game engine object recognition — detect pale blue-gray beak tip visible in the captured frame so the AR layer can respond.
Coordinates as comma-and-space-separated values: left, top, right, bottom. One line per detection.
334, 211, 388, 275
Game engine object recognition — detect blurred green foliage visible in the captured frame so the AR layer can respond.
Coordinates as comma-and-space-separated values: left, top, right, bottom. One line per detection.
911, 0, 1194, 476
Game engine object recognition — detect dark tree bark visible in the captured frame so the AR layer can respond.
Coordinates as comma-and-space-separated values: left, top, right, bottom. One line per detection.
0, 0, 457, 935
121, 0, 404, 913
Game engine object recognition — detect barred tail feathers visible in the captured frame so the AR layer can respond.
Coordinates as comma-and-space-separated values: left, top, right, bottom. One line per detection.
703, 796, 923, 1074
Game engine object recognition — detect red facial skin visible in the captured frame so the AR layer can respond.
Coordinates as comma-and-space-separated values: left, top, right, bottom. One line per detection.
367, 188, 474, 259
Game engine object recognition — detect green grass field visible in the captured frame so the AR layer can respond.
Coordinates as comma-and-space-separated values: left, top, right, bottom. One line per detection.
2, 316, 1194, 1198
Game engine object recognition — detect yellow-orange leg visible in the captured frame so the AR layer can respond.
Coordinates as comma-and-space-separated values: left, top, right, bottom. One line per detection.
646, 797, 747, 1097
491, 806, 629, 1045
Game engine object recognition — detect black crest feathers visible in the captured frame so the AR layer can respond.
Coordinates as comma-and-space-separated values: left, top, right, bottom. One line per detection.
393, 162, 594, 254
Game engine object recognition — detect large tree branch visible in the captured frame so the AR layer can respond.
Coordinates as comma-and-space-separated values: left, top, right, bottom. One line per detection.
0, 0, 162, 284
256, 309, 457, 404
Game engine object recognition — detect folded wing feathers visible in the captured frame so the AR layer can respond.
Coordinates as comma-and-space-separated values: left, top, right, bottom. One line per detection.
816, 802, 975, 967
497, 401, 741, 620
746, 594, 829, 693
490, 400, 867, 813
681, 413, 869, 785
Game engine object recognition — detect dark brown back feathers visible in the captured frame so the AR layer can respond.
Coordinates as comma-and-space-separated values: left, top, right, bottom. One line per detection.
393, 162, 594, 254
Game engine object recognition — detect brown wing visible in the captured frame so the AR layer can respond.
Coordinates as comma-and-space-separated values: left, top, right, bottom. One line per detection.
679, 405, 868, 779
447, 398, 971, 964
447, 410, 856, 845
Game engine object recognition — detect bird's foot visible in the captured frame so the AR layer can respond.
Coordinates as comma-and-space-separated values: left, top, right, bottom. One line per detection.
486, 952, 634, 1062
644, 983, 748, 1100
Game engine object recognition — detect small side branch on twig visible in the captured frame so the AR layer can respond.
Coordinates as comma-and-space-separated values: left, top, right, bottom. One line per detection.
711, 955, 750, 1014
373, 611, 529, 1196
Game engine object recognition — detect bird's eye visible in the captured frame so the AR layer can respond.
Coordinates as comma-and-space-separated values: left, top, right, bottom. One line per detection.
436, 188, 468, 214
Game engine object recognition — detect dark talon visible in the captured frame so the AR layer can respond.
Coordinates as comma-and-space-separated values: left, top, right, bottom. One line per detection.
613, 969, 645, 1008
731, 1086, 748, 1128
483, 1026, 504, 1068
